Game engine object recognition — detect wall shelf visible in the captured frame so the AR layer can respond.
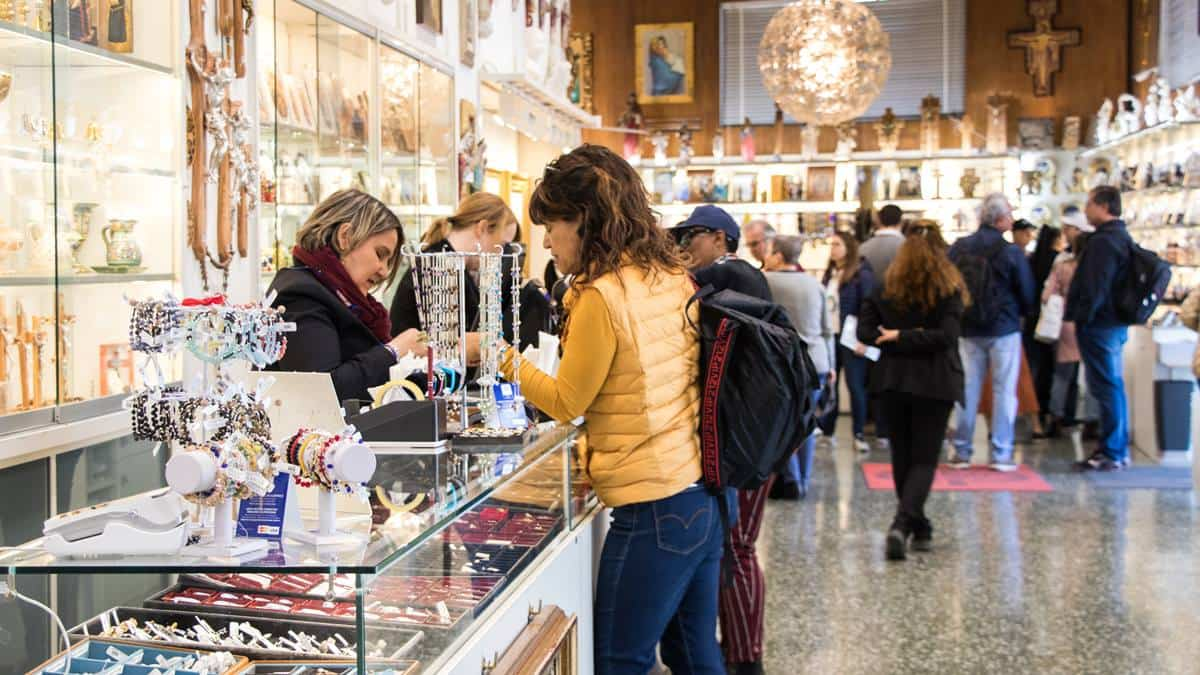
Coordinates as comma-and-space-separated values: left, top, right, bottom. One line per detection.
0, 19, 174, 76
1078, 120, 1200, 158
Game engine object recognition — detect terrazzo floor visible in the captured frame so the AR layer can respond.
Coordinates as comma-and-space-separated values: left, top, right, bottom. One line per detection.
758, 428, 1200, 675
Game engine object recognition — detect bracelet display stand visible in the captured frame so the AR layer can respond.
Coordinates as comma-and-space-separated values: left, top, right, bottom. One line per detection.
284, 440, 378, 548
165, 450, 269, 557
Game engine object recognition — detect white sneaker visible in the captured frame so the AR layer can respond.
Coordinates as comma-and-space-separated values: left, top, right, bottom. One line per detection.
989, 460, 1018, 472
854, 434, 869, 453
947, 458, 971, 470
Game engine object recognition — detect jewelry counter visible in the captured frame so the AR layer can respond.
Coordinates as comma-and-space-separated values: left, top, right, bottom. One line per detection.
4, 422, 600, 674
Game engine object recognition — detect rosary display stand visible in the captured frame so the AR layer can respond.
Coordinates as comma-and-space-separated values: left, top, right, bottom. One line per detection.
282, 435, 378, 549
165, 451, 269, 558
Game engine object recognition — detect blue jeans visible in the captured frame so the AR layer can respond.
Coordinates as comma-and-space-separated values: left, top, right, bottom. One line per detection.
594, 486, 725, 674
953, 333, 1022, 462
783, 388, 823, 489
1076, 324, 1130, 462
825, 343, 869, 436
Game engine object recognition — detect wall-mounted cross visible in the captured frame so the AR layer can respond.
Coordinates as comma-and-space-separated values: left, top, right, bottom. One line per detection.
1007, 0, 1081, 97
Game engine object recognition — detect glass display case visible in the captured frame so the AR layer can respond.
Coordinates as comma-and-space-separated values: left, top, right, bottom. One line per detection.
258, 1, 457, 280
0, 2, 182, 433
4, 423, 598, 673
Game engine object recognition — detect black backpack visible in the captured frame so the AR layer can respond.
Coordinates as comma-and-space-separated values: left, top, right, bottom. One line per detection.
689, 286, 819, 491
954, 240, 1009, 328
1115, 243, 1171, 325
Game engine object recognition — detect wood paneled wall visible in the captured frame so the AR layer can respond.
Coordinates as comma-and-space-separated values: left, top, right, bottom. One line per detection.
575, 0, 1141, 156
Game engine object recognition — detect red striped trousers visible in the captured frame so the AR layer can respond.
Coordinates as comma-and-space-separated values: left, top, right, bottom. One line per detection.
718, 477, 774, 664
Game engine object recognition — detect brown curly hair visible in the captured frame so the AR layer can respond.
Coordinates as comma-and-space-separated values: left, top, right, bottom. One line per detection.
884, 220, 968, 313
528, 145, 687, 288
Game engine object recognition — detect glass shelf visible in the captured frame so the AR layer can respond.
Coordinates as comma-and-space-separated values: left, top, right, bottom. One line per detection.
1078, 120, 1200, 158
0, 18, 172, 76
0, 272, 174, 286
0, 424, 578, 575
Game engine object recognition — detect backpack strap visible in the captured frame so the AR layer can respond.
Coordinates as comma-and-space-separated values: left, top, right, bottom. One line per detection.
686, 284, 717, 332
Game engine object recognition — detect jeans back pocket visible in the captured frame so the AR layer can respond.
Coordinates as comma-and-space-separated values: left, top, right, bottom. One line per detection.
652, 492, 713, 556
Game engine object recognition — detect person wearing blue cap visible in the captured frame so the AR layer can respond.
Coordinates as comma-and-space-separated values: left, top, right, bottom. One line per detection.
671, 204, 775, 675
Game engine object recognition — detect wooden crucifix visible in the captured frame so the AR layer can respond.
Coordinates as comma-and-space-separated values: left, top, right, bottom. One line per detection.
1008, 0, 1081, 97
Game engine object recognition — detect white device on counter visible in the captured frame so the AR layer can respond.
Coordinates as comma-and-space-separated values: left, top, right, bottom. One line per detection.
43, 488, 190, 558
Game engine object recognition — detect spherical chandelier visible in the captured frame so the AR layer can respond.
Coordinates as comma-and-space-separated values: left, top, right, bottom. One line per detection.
758, 0, 892, 126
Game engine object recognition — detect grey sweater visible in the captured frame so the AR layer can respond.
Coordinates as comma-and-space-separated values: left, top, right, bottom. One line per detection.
765, 271, 836, 375
860, 229, 905, 279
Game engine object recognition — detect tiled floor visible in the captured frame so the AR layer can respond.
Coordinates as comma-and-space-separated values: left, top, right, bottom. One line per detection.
759, 429, 1200, 674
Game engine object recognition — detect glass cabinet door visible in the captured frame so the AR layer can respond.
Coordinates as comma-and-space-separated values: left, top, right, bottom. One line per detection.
380, 42, 421, 244
418, 64, 456, 228
0, 0, 181, 430
315, 13, 373, 201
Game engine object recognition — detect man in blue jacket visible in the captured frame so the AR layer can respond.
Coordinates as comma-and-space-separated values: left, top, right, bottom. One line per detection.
1067, 186, 1133, 471
947, 193, 1036, 471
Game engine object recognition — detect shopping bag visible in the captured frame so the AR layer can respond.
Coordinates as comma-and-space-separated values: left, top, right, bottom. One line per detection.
1035, 294, 1064, 343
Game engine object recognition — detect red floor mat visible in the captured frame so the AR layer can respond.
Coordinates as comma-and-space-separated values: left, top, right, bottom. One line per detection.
861, 463, 1053, 492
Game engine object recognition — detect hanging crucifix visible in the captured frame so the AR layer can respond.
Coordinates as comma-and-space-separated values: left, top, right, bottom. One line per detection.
1007, 0, 1081, 97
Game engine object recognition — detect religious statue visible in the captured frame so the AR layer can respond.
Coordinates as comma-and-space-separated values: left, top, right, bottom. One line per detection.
1145, 81, 1163, 128
1116, 93, 1143, 137
677, 123, 694, 167
958, 114, 976, 153
1061, 115, 1081, 150
651, 130, 668, 166
1006, 0, 1081, 97
1094, 98, 1114, 144
617, 92, 643, 164
874, 107, 902, 155
740, 117, 755, 163
920, 94, 941, 154
800, 123, 819, 159
959, 168, 981, 198
834, 121, 857, 160
711, 127, 725, 161
772, 103, 784, 160
1153, 77, 1173, 126
986, 93, 1009, 154
1175, 85, 1199, 122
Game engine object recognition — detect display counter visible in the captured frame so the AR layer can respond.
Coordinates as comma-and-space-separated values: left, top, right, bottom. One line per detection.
4, 422, 599, 673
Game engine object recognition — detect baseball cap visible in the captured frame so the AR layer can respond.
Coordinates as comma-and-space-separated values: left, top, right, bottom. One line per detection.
1012, 219, 1036, 232
1061, 208, 1094, 233
670, 205, 740, 245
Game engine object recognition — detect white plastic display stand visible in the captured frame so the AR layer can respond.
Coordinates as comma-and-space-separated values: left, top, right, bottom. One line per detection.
165, 451, 269, 558
285, 441, 378, 548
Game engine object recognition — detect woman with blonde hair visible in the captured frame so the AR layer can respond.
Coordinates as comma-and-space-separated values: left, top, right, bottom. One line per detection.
269, 189, 427, 402
498, 145, 723, 673
858, 220, 967, 560
389, 192, 519, 352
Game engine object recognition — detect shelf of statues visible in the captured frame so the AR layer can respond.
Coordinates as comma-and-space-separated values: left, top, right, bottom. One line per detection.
1080, 120, 1200, 159
652, 197, 988, 216
649, 150, 1020, 171
0, 208, 173, 282
0, 13, 168, 77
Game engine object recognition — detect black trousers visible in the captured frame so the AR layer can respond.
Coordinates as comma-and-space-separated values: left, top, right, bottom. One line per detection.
880, 392, 954, 535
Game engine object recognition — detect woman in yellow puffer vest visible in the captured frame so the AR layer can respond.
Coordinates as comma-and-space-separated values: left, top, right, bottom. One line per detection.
499, 145, 723, 674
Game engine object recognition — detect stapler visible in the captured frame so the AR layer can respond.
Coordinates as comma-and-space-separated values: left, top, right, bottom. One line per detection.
43, 488, 190, 558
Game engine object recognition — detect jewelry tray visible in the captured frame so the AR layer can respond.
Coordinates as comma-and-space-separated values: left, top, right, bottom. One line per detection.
27, 638, 249, 675
68, 607, 424, 662
232, 661, 419, 674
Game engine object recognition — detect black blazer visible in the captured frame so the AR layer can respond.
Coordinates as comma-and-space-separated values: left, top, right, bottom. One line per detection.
857, 289, 965, 404
266, 267, 396, 403
389, 238, 516, 342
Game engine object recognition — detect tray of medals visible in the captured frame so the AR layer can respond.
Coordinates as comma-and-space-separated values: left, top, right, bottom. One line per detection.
27, 639, 247, 675
146, 584, 472, 633
449, 506, 563, 548
232, 661, 419, 675
69, 607, 423, 662
183, 573, 358, 601
451, 425, 535, 451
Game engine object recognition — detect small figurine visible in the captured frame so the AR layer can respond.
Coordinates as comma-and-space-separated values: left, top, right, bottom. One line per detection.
1154, 77, 1174, 125
834, 121, 857, 160
800, 124, 819, 159
677, 123, 694, 167
712, 127, 725, 161
1174, 85, 1199, 122
920, 94, 941, 154
1061, 116, 1081, 150
1116, 94, 1143, 137
875, 107, 902, 155
1094, 98, 1114, 144
650, 130, 668, 166
740, 117, 756, 163
958, 114, 975, 153
986, 93, 1009, 154
959, 168, 981, 198
618, 92, 644, 164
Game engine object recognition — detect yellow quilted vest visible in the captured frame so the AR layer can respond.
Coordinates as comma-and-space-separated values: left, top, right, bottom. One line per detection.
570, 265, 702, 507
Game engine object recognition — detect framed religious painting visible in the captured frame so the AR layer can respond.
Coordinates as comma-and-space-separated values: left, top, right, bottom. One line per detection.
491, 605, 578, 675
804, 166, 836, 202
634, 22, 694, 105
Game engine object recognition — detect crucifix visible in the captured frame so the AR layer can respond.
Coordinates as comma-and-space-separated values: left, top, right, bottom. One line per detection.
1007, 0, 1081, 97
0, 299, 9, 413
14, 302, 32, 410
57, 293, 81, 404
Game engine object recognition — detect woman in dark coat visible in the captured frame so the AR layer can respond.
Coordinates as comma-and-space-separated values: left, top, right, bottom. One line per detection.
268, 189, 426, 403
858, 221, 966, 561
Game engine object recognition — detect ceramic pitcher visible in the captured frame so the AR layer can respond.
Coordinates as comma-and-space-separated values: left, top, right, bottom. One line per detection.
102, 219, 142, 267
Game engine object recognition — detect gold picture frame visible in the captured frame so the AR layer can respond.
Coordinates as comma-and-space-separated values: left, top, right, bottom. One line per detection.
489, 605, 578, 675
634, 22, 694, 105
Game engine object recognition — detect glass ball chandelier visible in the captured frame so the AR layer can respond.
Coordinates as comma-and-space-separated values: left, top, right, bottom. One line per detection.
758, 0, 892, 126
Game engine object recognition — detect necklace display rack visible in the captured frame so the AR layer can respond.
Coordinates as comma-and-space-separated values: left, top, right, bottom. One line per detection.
403, 243, 529, 448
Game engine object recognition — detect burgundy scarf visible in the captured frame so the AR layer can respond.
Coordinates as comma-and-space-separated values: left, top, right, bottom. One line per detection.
292, 245, 392, 342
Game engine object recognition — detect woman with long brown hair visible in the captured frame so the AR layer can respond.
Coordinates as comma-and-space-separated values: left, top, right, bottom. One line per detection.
389, 192, 519, 351
820, 230, 875, 451
858, 220, 966, 561
497, 145, 723, 673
